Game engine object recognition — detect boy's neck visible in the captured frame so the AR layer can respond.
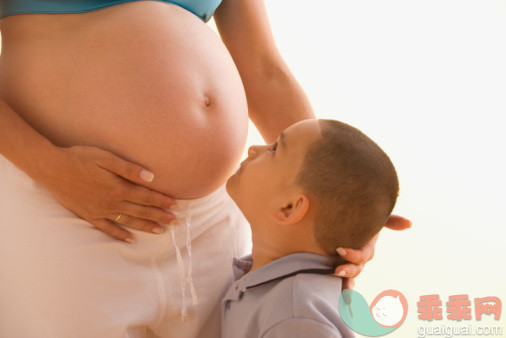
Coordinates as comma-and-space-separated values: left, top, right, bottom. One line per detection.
249, 230, 328, 273
250, 243, 280, 273
250, 245, 284, 273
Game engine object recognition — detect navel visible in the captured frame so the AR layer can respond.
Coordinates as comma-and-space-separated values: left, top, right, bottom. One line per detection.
203, 94, 211, 107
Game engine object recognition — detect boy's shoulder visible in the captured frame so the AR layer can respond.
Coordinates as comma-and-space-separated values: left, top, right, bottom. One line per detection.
258, 272, 348, 331
288, 272, 344, 313
264, 271, 343, 310
222, 253, 355, 338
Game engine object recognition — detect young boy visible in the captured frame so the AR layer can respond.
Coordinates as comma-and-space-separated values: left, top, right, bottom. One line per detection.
222, 118, 399, 337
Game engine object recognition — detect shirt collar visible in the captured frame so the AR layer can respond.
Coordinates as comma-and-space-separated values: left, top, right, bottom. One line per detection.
232, 254, 253, 281
232, 252, 337, 290
223, 253, 339, 303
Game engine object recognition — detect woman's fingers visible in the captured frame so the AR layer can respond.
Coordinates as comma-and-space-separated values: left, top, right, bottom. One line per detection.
119, 201, 177, 225
96, 151, 156, 184
91, 212, 180, 245
47, 145, 183, 241
125, 184, 177, 210
335, 217, 409, 284
90, 218, 134, 243
334, 233, 378, 279
335, 263, 364, 279
385, 214, 412, 230
336, 247, 372, 266
111, 213, 169, 234
337, 233, 379, 266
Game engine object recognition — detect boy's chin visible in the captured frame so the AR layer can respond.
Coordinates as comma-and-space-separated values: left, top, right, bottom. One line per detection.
225, 177, 236, 197
225, 179, 244, 208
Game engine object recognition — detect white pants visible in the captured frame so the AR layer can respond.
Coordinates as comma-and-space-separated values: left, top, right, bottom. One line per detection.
0, 155, 251, 338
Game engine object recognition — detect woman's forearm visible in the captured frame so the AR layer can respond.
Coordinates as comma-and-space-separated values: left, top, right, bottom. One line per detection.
214, 0, 315, 144
246, 62, 316, 144
0, 100, 60, 182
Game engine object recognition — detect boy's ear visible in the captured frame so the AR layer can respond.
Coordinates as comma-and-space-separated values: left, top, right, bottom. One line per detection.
272, 194, 310, 225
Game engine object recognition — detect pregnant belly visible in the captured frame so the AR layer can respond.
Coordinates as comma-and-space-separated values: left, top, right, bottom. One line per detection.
0, 1, 249, 198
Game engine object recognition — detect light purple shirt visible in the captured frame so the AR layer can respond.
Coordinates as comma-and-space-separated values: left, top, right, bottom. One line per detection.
221, 252, 355, 338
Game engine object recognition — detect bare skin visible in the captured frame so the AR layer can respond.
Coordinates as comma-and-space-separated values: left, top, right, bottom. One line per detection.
0, 2, 248, 198
0, 0, 411, 284
0, 2, 248, 239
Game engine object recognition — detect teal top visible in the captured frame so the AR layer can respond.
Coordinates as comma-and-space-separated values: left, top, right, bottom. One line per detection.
0, 0, 222, 22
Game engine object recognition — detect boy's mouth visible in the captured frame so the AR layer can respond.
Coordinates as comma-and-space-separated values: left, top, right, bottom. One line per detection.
238, 160, 249, 173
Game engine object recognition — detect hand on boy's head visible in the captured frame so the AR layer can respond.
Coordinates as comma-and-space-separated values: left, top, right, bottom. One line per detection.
334, 233, 379, 282
335, 214, 411, 289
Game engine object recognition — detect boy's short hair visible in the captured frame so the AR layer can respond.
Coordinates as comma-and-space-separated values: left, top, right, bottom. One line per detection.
295, 119, 399, 255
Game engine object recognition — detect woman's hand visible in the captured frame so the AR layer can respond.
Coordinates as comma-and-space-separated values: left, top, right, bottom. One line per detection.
335, 214, 412, 289
39, 145, 179, 243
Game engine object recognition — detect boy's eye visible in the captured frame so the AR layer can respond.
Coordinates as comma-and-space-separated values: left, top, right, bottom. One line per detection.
268, 141, 278, 153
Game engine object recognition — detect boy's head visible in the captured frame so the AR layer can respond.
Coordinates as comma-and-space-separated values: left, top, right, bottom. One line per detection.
226, 118, 399, 257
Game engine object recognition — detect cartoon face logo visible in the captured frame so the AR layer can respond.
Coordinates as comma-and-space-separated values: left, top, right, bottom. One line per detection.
370, 290, 408, 328
371, 295, 405, 327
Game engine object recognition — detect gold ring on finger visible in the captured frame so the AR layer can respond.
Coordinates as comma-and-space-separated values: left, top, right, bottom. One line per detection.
114, 213, 123, 222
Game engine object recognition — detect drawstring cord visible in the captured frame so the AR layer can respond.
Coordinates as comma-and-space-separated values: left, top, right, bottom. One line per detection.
185, 204, 199, 307
169, 224, 186, 319
168, 203, 198, 321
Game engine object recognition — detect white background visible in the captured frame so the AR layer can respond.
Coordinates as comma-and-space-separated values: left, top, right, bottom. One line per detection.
210, 1, 506, 336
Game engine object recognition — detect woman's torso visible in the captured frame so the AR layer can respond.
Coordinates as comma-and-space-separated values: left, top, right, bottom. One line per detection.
0, 0, 249, 198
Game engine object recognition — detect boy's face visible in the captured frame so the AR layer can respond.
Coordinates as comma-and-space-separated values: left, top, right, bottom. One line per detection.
226, 119, 322, 226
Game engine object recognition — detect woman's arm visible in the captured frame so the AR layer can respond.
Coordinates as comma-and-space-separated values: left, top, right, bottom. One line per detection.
0, 100, 177, 243
214, 0, 315, 144
215, 0, 412, 285
0, 100, 59, 180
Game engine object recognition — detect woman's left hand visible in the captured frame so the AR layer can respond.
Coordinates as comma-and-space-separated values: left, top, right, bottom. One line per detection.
335, 214, 412, 289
